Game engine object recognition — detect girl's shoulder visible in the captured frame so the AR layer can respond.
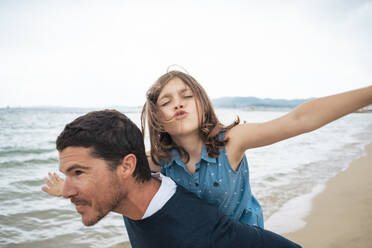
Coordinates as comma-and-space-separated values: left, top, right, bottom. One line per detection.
224, 123, 246, 142
224, 124, 249, 171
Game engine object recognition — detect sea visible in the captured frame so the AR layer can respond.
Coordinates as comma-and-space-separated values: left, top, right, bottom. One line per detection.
1, 107, 372, 248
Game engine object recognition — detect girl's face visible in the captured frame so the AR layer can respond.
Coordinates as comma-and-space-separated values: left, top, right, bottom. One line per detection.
157, 77, 200, 137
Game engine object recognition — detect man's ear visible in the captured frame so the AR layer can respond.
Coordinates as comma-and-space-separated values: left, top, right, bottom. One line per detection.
117, 154, 137, 178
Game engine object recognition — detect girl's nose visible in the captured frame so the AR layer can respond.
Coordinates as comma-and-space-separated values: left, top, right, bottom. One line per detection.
174, 103, 184, 110
173, 97, 184, 110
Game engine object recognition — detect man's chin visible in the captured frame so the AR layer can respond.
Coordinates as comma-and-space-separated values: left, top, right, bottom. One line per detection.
82, 219, 98, 226
81, 215, 100, 226
81, 211, 108, 226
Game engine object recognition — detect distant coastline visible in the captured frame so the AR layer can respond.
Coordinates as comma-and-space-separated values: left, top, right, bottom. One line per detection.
0, 105, 142, 113
212, 96, 313, 109
213, 97, 372, 113
1, 97, 311, 110
2, 97, 371, 113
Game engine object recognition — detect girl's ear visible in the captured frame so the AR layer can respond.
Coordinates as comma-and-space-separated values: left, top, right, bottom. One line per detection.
117, 154, 137, 179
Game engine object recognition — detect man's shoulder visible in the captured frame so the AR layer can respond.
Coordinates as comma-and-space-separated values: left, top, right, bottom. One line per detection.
123, 185, 223, 247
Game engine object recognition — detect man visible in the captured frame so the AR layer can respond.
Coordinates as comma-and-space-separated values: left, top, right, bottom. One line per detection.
55, 109, 301, 248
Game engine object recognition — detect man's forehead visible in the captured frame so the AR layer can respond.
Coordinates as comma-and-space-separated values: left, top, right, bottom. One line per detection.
59, 147, 92, 172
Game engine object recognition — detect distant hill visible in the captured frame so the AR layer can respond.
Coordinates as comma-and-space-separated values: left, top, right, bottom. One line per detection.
212, 96, 313, 109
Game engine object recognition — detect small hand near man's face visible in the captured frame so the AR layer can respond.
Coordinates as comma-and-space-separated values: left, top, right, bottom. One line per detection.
42, 172, 64, 197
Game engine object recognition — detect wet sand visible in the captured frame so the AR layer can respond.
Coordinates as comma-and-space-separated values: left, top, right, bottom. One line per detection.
285, 143, 372, 247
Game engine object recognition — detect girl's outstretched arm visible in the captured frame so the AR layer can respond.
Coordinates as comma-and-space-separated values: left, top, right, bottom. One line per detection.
226, 85, 372, 167
42, 172, 64, 197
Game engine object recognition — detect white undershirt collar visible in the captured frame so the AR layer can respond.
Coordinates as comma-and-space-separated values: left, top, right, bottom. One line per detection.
142, 173, 177, 219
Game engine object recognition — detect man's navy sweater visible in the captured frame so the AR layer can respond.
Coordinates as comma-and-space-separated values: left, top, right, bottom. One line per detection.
124, 186, 301, 248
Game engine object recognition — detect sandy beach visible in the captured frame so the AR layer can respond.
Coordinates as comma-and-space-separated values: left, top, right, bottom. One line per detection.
285, 142, 372, 247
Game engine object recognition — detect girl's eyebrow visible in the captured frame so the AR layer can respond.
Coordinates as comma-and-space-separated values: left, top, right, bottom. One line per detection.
158, 93, 171, 101
158, 88, 190, 101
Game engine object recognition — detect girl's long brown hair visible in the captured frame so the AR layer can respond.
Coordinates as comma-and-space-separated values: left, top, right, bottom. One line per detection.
141, 70, 239, 166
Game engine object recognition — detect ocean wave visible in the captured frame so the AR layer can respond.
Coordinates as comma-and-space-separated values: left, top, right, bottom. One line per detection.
10, 178, 49, 187
0, 158, 58, 168
0, 148, 55, 157
2, 209, 75, 222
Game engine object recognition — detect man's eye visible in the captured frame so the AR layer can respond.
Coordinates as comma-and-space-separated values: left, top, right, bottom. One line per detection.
74, 170, 84, 176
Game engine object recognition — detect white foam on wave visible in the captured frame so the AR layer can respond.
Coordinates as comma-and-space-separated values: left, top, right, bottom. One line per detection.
264, 184, 325, 234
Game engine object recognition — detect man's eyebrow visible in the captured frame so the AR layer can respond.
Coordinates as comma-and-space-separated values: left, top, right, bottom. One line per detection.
65, 164, 90, 173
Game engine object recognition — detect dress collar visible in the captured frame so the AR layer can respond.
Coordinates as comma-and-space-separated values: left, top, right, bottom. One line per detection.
162, 144, 216, 168
200, 144, 217, 163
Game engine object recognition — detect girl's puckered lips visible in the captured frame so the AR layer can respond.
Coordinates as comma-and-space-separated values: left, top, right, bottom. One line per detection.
174, 110, 187, 119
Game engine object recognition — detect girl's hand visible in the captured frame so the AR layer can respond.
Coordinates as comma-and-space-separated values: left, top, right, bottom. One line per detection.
42, 172, 64, 197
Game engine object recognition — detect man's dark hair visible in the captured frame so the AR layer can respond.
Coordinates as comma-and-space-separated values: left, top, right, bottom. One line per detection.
56, 109, 151, 182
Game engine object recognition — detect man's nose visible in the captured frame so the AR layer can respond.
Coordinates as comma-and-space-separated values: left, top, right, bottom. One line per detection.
62, 178, 78, 199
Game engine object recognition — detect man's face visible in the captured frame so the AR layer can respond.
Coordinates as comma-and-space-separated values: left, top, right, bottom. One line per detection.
59, 147, 126, 226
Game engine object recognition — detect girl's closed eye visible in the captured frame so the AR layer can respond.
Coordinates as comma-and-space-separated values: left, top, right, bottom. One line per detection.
160, 100, 170, 107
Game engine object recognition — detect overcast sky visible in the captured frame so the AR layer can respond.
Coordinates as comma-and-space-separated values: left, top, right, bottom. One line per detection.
1, 0, 371, 108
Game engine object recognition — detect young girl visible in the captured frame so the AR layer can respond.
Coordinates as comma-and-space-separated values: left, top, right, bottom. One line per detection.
43, 70, 372, 228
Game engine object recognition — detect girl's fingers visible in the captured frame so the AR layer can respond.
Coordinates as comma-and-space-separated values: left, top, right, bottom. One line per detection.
49, 173, 58, 183
41, 186, 50, 193
42, 173, 64, 197
49, 172, 56, 182
54, 173, 62, 182
47, 172, 55, 183
44, 177, 52, 187
44, 173, 62, 187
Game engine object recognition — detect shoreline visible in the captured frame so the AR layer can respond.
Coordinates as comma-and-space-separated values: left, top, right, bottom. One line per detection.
284, 142, 372, 247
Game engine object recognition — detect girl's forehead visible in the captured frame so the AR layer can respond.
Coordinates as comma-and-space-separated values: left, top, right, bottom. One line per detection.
159, 77, 191, 95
